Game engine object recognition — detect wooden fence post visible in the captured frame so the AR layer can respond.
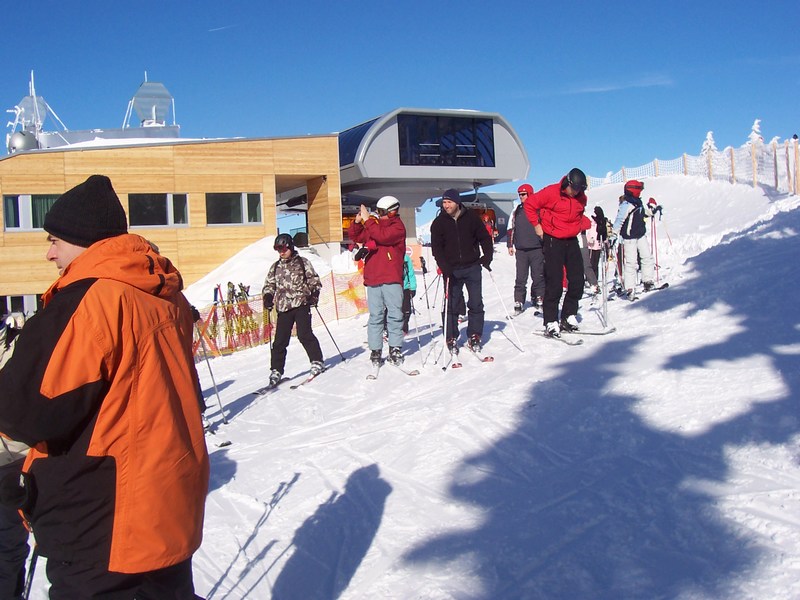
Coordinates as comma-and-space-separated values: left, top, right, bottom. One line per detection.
785, 140, 792, 193
772, 141, 779, 189
330, 271, 340, 322
795, 137, 800, 195
654, 158, 659, 177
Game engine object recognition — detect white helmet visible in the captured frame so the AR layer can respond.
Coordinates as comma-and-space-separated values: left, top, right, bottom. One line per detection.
376, 196, 400, 213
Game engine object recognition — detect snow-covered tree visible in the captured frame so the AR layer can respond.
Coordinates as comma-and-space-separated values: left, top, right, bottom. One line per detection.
747, 119, 763, 146
701, 131, 717, 155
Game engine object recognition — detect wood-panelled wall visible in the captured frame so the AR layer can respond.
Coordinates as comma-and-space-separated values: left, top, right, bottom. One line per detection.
0, 136, 342, 296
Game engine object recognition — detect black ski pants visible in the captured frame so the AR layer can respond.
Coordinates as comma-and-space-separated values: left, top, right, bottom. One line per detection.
270, 304, 323, 374
0, 458, 28, 600
542, 234, 584, 325
444, 263, 484, 341
513, 247, 545, 304
45, 556, 203, 600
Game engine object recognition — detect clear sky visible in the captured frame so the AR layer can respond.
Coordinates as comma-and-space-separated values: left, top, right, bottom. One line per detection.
3, 0, 798, 192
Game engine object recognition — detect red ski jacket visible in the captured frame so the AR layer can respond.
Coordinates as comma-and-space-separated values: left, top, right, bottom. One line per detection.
525, 178, 590, 239
349, 215, 406, 286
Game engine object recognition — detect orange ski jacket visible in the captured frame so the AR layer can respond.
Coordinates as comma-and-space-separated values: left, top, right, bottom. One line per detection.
0, 234, 209, 573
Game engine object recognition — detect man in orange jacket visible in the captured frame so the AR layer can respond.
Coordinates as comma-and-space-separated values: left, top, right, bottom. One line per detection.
0, 175, 209, 598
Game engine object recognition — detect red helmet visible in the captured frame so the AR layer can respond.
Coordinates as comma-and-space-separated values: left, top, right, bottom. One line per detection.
517, 183, 534, 197
482, 214, 490, 222
624, 180, 644, 198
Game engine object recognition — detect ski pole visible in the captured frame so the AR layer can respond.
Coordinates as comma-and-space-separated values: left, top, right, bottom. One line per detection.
600, 245, 609, 327
22, 546, 38, 600
440, 275, 452, 371
313, 306, 345, 362
487, 270, 525, 352
419, 257, 437, 339
651, 218, 660, 283
195, 322, 228, 424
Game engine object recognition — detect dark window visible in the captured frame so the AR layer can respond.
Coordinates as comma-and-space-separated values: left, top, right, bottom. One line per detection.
206, 193, 261, 225
129, 194, 168, 226
32, 195, 59, 228
247, 193, 261, 223
397, 114, 495, 167
129, 193, 189, 226
172, 194, 188, 224
339, 118, 380, 166
3, 196, 20, 228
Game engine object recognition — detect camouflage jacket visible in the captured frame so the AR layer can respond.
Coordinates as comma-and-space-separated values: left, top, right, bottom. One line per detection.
262, 252, 322, 313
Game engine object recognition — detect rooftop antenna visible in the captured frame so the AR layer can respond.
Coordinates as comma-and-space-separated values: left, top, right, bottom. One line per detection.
6, 71, 69, 153
122, 72, 176, 128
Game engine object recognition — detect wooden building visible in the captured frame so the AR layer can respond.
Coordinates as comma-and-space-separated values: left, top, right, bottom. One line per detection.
0, 135, 342, 310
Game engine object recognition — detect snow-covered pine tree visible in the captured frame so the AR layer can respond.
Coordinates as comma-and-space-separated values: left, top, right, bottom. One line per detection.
701, 131, 717, 155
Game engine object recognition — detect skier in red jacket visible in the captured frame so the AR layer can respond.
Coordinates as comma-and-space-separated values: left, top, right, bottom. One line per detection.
524, 168, 591, 338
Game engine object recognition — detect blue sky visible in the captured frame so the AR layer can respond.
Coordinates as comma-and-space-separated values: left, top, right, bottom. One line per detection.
4, 0, 798, 194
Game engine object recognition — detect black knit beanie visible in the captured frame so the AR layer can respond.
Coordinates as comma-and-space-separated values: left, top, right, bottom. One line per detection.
44, 175, 128, 247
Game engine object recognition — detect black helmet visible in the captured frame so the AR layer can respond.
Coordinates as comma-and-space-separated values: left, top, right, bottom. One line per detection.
274, 233, 294, 251
565, 168, 587, 191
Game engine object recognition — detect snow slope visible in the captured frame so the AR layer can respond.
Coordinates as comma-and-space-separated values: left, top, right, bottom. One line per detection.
28, 176, 800, 599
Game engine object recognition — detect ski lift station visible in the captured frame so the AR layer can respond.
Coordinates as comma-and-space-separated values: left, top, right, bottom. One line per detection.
0, 75, 529, 314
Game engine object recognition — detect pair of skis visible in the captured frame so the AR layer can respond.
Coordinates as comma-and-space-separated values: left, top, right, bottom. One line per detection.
367, 359, 420, 380
444, 345, 494, 369
535, 326, 617, 346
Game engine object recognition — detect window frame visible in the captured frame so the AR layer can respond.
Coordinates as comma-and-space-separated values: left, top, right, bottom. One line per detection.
205, 192, 262, 226
128, 193, 189, 228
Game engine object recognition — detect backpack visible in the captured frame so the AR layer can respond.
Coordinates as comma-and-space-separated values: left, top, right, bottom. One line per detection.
621, 202, 646, 239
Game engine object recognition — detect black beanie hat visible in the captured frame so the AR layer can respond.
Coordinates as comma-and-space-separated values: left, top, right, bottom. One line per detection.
442, 188, 462, 205
44, 175, 128, 247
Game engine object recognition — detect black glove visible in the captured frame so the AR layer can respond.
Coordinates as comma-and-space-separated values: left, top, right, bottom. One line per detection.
309, 292, 319, 307
480, 255, 492, 271
436, 263, 452, 278
263, 293, 274, 310
190, 305, 201, 323
353, 246, 369, 261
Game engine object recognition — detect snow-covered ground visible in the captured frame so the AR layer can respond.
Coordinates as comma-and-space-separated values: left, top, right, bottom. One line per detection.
29, 175, 800, 599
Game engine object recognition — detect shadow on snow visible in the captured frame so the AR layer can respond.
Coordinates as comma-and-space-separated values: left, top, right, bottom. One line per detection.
403, 207, 800, 598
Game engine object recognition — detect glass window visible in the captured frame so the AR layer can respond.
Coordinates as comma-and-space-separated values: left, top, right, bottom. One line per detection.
205, 193, 261, 225
3, 196, 20, 228
172, 194, 188, 225
129, 193, 189, 227
397, 114, 495, 167
31, 195, 59, 229
247, 194, 261, 223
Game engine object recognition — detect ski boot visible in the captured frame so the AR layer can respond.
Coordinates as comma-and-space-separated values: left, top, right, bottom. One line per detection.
560, 315, 579, 333
643, 281, 655, 292
534, 296, 544, 308
370, 349, 382, 367
544, 322, 561, 338
387, 346, 404, 365
310, 361, 325, 376
467, 334, 482, 352
268, 369, 282, 387
446, 338, 459, 355
513, 302, 524, 316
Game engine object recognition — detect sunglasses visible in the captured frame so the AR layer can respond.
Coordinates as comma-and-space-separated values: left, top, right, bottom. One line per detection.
518, 192, 528, 197
274, 244, 290, 252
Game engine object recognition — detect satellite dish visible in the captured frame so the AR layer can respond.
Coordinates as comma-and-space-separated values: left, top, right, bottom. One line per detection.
8, 131, 38, 153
